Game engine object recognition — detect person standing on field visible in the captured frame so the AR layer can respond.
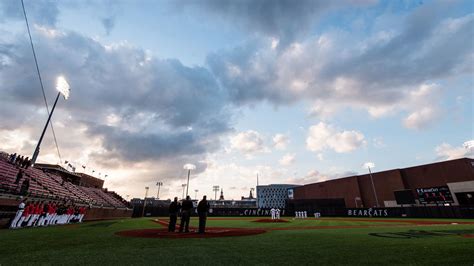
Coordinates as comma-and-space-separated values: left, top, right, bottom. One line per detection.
270, 208, 276, 220
168, 197, 181, 232
179, 196, 193, 233
197, 195, 210, 234
10, 197, 26, 229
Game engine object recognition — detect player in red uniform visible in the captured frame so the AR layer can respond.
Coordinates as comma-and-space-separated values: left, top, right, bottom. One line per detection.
27, 201, 42, 227
78, 206, 86, 223
16, 201, 33, 228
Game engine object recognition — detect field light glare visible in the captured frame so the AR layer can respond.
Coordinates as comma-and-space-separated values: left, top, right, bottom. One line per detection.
183, 163, 196, 170
363, 162, 375, 169
56, 76, 70, 100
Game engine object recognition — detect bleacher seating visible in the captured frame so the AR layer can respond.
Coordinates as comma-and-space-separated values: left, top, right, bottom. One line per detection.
0, 158, 128, 208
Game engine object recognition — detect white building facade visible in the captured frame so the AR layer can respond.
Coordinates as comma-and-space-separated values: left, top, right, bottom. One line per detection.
257, 184, 299, 208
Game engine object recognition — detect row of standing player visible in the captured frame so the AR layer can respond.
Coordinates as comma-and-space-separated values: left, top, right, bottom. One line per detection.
270, 208, 281, 220
295, 211, 308, 219
9, 198, 86, 229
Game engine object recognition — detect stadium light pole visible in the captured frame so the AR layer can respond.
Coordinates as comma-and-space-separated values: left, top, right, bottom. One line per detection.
156, 181, 163, 199
142, 186, 149, 217
194, 189, 199, 200
183, 164, 196, 198
31, 76, 70, 166
213, 185, 220, 200
181, 184, 187, 200
363, 162, 379, 207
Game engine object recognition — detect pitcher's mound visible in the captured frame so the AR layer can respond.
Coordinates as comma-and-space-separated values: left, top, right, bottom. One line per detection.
116, 228, 266, 238
253, 219, 289, 223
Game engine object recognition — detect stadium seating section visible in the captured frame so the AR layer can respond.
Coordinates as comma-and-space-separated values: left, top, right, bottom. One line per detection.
0, 159, 127, 208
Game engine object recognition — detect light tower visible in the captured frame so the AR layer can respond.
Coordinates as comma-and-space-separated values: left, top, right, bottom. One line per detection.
183, 164, 196, 198
363, 162, 379, 207
181, 184, 187, 200
142, 186, 149, 217
31, 76, 70, 166
156, 181, 163, 199
213, 185, 220, 200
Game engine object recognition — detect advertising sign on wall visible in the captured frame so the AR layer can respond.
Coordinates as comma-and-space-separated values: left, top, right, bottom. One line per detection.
288, 188, 294, 199
416, 186, 454, 204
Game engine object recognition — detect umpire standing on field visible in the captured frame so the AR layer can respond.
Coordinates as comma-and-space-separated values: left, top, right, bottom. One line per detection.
179, 196, 193, 233
197, 195, 210, 234
168, 197, 181, 232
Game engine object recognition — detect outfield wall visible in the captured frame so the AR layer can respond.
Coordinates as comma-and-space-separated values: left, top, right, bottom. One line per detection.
132, 204, 474, 219
293, 158, 474, 208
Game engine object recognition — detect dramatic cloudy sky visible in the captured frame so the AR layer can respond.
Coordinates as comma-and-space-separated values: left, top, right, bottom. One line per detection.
0, 0, 472, 200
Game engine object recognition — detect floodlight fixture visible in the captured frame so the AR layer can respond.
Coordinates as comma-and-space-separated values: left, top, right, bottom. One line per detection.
31, 75, 71, 166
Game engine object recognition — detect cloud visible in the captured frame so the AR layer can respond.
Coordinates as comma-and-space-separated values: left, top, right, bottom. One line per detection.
403, 107, 438, 130
0, 0, 59, 26
0, 26, 232, 189
279, 153, 295, 166
286, 169, 358, 185
208, 3, 472, 128
101, 16, 115, 35
183, 0, 376, 46
230, 130, 267, 155
272, 133, 289, 150
306, 122, 365, 153
435, 142, 473, 161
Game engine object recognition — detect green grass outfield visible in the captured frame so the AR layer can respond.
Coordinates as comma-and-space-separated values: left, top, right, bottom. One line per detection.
1, 217, 473, 265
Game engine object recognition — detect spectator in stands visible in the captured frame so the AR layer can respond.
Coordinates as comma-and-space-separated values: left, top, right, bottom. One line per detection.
9, 197, 26, 229
9, 153, 17, 163
168, 197, 181, 232
19, 178, 30, 196
14, 169, 23, 184
16, 155, 24, 167
179, 196, 193, 233
22, 157, 30, 168
197, 195, 210, 234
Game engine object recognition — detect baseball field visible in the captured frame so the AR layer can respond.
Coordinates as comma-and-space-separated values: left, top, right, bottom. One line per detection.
1, 217, 473, 265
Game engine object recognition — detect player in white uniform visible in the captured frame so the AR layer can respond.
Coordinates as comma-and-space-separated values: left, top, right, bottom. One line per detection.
10, 198, 26, 229
275, 209, 280, 219
270, 208, 276, 220
304, 211, 307, 219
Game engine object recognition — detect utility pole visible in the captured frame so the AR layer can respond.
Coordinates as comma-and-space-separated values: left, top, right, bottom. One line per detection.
367, 165, 379, 207
213, 185, 220, 200
181, 184, 187, 200
142, 186, 149, 217
156, 181, 163, 199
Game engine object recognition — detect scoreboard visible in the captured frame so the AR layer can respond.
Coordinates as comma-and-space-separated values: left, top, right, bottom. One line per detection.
416, 186, 454, 204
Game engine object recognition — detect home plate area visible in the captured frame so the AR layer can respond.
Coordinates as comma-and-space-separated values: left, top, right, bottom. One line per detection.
114, 219, 267, 239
